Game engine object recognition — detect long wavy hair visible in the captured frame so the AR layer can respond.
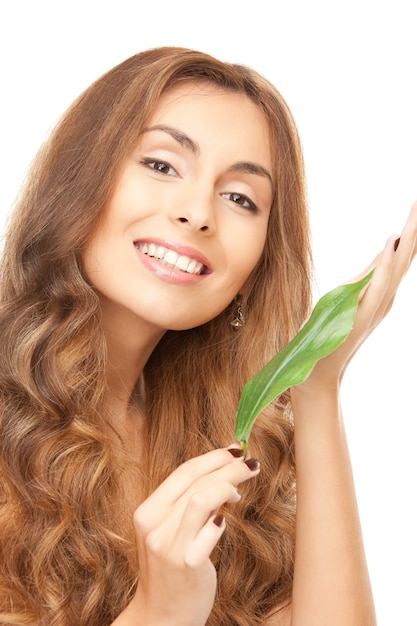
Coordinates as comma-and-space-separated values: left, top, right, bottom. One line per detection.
0, 47, 312, 625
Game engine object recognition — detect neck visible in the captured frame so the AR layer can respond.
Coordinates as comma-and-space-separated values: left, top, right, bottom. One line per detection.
102, 320, 165, 422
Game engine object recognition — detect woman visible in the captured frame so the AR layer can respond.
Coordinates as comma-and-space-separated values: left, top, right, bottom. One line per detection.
0, 46, 415, 625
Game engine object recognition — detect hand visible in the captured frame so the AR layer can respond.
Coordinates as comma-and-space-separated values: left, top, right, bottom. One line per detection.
125, 446, 260, 626
297, 201, 417, 393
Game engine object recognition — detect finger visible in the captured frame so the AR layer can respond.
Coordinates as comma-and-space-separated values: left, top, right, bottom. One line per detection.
136, 446, 244, 528
343, 201, 417, 292
136, 455, 260, 563
172, 458, 260, 540
330, 236, 397, 367
183, 514, 226, 568
151, 457, 260, 542
390, 201, 417, 276
364, 202, 417, 320
169, 480, 241, 550
134, 460, 260, 575
363, 235, 397, 299
352, 223, 414, 339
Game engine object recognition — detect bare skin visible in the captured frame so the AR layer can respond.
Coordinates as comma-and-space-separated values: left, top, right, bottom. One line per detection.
111, 202, 417, 626
86, 81, 417, 625
266, 203, 417, 625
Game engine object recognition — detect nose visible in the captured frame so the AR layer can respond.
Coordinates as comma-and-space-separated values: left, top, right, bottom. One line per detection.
170, 191, 217, 234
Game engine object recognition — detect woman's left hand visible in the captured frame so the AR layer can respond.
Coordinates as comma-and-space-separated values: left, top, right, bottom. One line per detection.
298, 201, 417, 392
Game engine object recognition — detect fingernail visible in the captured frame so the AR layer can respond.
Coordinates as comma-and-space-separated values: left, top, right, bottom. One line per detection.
394, 237, 401, 251
227, 447, 244, 458
244, 458, 260, 471
213, 514, 225, 527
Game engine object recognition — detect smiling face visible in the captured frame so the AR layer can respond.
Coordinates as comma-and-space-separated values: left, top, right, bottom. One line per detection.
84, 82, 273, 341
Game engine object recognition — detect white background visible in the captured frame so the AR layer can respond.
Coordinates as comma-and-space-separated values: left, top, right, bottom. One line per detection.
1, 1, 416, 623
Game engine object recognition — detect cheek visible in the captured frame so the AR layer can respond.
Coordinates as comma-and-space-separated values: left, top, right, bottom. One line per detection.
242, 223, 268, 266
82, 228, 113, 287
231, 235, 267, 293
82, 241, 98, 283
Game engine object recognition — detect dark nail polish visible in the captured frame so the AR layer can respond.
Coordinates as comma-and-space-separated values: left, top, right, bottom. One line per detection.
213, 514, 224, 527
394, 237, 401, 251
228, 447, 244, 458
244, 458, 260, 471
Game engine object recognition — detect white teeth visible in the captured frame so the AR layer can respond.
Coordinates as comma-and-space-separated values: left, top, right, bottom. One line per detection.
135, 243, 204, 275
187, 259, 198, 273
176, 255, 190, 271
164, 250, 179, 266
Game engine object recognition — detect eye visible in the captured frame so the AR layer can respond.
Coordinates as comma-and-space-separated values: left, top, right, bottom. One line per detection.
141, 159, 177, 176
222, 192, 259, 214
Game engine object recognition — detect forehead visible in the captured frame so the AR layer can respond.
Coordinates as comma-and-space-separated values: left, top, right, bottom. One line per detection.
153, 80, 268, 128
147, 81, 272, 163
156, 79, 258, 107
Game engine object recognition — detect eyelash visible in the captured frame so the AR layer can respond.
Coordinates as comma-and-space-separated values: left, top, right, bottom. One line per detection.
140, 158, 259, 214
222, 192, 259, 214
140, 158, 176, 176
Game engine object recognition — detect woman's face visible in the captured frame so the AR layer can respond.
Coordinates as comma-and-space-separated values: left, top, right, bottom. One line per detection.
84, 82, 273, 337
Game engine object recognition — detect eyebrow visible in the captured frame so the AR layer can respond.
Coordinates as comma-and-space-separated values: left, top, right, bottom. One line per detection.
230, 161, 274, 191
141, 124, 200, 155
141, 124, 274, 192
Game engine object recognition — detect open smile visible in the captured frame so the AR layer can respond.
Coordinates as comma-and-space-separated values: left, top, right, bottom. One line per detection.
134, 241, 210, 275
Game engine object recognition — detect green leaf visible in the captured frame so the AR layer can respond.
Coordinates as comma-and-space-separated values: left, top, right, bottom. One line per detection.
234, 269, 374, 453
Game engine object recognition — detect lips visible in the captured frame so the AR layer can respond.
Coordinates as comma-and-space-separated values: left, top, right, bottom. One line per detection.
134, 241, 210, 275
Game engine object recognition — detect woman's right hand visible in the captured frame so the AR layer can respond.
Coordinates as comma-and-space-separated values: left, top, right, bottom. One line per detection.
113, 446, 260, 626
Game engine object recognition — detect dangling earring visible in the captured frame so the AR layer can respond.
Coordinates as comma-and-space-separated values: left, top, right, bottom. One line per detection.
231, 299, 245, 327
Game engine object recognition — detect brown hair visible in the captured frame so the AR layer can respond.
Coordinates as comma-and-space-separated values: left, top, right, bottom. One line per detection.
0, 47, 311, 625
